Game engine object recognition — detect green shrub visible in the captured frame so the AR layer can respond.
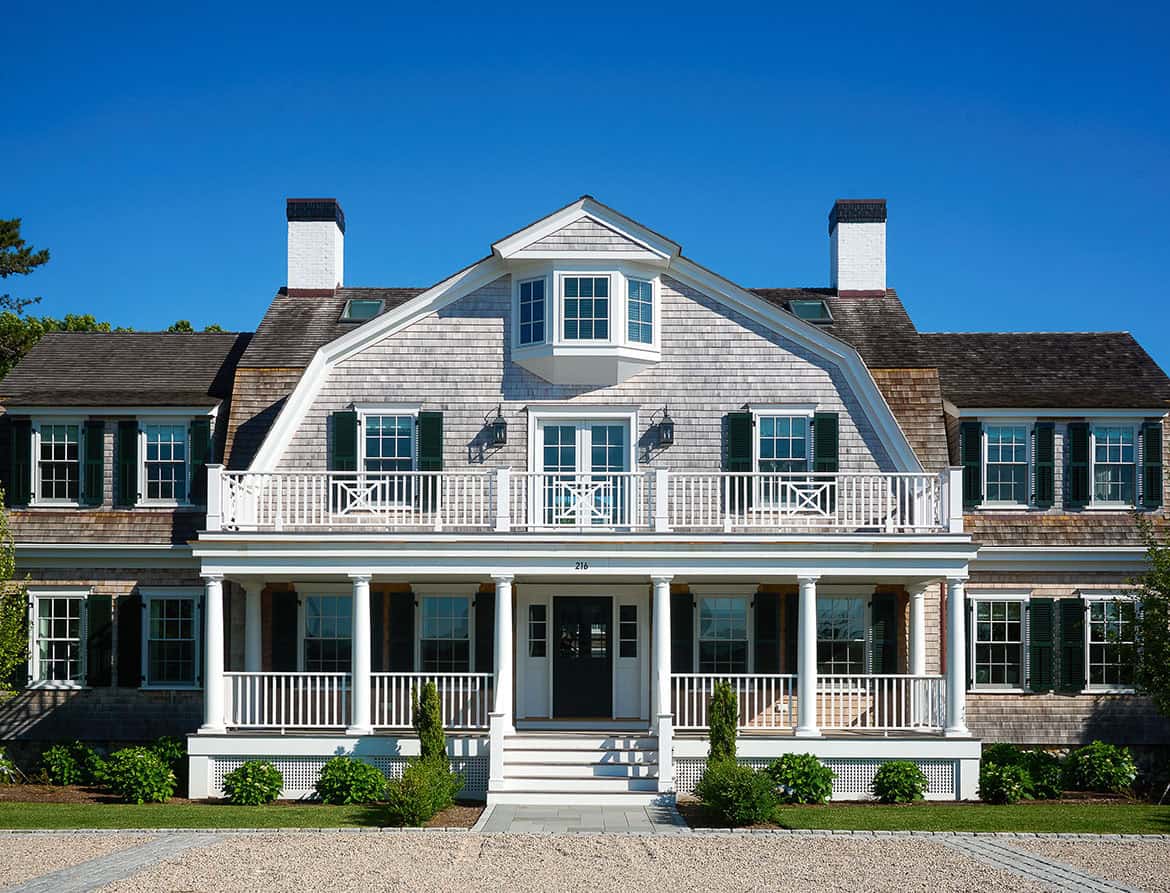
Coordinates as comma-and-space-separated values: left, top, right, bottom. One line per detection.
222, 760, 284, 805
0, 748, 20, 784
982, 742, 1024, 767
151, 736, 186, 770
384, 757, 464, 826
68, 741, 106, 785
695, 759, 777, 826
1064, 741, 1137, 794
871, 760, 927, 804
979, 762, 1030, 804
40, 744, 82, 786
707, 680, 737, 764
765, 753, 835, 804
413, 682, 447, 764
103, 747, 175, 804
1020, 750, 1064, 800
314, 756, 386, 805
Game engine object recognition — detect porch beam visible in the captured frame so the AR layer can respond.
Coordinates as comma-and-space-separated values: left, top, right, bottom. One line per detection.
908, 581, 930, 677
794, 574, 821, 738
243, 581, 262, 673
944, 576, 969, 736
198, 574, 226, 734
347, 574, 373, 735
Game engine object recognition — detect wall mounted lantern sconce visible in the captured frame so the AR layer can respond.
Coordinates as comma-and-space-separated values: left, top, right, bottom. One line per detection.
653, 406, 675, 447
487, 405, 508, 447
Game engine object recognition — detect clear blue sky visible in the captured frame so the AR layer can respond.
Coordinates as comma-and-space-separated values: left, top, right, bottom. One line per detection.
5, 3, 1169, 365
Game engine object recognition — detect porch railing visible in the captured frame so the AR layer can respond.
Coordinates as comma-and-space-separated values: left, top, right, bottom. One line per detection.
211, 467, 959, 535
671, 673, 946, 732
224, 672, 351, 729
371, 672, 494, 730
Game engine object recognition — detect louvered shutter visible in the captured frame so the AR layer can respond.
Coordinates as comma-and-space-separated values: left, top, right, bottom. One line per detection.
417, 412, 443, 513
670, 592, 693, 673
81, 421, 104, 506
474, 591, 495, 674
115, 420, 139, 507
116, 592, 142, 687
5, 419, 32, 507
725, 412, 753, 513
783, 592, 799, 674
1066, 422, 1091, 508
959, 421, 982, 509
1142, 421, 1163, 508
370, 590, 385, 672
1028, 598, 1054, 692
388, 592, 415, 672
270, 591, 299, 671
812, 412, 839, 473
85, 594, 113, 687
330, 411, 358, 471
188, 417, 211, 505
1033, 422, 1055, 508
1058, 598, 1085, 692
870, 592, 897, 674
753, 592, 780, 674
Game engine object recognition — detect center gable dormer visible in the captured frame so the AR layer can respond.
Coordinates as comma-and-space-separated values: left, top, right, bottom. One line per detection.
491, 197, 681, 386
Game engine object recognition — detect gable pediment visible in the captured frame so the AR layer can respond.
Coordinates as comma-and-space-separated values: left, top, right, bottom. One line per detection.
492, 196, 680, 262
520, 217, 660, 259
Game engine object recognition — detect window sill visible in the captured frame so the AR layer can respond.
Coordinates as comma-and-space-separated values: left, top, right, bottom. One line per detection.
974, 504, 1033, 512
140, 683, 201, 691
969, 687, 1027, 694
28, 681, 86, 691
1082, 687, 1136, 695
1081, 504, 1138, 512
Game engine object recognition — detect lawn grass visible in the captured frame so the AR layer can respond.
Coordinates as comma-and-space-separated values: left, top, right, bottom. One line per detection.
0, 801, 387, 829
768, 802, 1170, 834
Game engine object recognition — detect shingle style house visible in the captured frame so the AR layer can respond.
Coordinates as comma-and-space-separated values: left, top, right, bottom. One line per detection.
2, 195, 1167, 802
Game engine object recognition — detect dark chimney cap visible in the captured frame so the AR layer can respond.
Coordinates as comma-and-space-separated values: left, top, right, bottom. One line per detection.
287, 198, 346, 234
829, 199, 886, 233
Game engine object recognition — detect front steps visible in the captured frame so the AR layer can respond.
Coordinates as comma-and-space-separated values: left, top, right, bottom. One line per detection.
488, 731, 672, 806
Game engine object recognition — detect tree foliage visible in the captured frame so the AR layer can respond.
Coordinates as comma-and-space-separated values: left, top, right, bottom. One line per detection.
0, 499, 27, 693
1136, 516, 1170, 720
0, 219, 50, 315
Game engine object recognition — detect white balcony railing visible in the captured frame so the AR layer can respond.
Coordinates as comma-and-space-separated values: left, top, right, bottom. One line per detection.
224, 672, 352, 729
371, 672, 493, 730
671, 673, 946, 732
210, 467, 960, 535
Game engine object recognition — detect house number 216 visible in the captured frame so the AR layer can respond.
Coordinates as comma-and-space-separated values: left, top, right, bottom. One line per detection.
575, 561, 590, 571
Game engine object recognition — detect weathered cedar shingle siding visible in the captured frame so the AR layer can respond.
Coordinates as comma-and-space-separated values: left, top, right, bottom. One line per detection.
869, 368, 950, 473
275, 275, 894, 474
523, 218, 658, 256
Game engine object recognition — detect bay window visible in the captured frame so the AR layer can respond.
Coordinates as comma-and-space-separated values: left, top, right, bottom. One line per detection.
518, 278, 546, 346
562, 275, 610, 341
698, 597, 748, 673
627, 278, 653, 344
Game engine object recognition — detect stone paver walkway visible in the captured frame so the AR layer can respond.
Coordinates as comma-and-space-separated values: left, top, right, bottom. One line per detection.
474, 804, 688, 834
2, 833, 218, 893
944, 836, 1144, 892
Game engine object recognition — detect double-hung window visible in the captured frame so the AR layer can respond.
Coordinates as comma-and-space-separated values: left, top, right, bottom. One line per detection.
303, 594, 352, 673
970, 596, 1026, 689
816, 597, 866, 675
1092, 425, 1136, 505
697, 597, 748, 673
755, 410, 811, 508
359, 412, 416, 504
1086, 596, 1136, 689
984, 424, 1029, 505
30, 590, 87, 686
143, 590, 200, 688
420, 596, 471, 672
37, 423, 80, 502
144, 424, 189, 502
562, 275, 610, 341
518, 278, 546, 345
627, 278, 653, 344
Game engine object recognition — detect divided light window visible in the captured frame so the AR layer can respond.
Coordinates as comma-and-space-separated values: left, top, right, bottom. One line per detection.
420, 597, 470, 672
144, 424, 188, 502
1093, 425, 1136, 505
38, 424, 80, 501
984, 424, 1028, 505
32, 593, 85, 685
304, 594, 352, 673
758, 416, 809, 474
518, 279, 546, 345
528, 604, 547, 657
364, 415, 414, 473
1087, 598, 1136, 689
562, 275, 609, 341
627, 278, 653, 344
972, 599, 1024, 689
698, 597, 748, 673
816, 597, 866, 675
146, 594, 198, 687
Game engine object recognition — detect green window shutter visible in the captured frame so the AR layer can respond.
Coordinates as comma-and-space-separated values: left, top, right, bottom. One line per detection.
474, 591, 495, 674
783, 592, 799, 674
1033, 422, 1055, 509
329, 410, 358, 472
1142, 421, 1163, 508
188, 417, 212, 505
85, 594, 113, 687
115, 420, 139, 507
1066, 422, 1090, 508
81, 422, 104, 507
870, 592, 898, 674
1028, 597, 1055, 692
753, 592, 780, 674
812, 412, 839, 474
959, 421, 983, 509
725, 412, 753, 513
1057, 598, 1085, 692
270, 591, 299, 671
388, 592, 415, 672
116, 592, 142, 687
370, 590, 385, 672
417, 411, 443, 472
5, 419, 33, 507
964, 598, 974, 690
670, 592, 693, 673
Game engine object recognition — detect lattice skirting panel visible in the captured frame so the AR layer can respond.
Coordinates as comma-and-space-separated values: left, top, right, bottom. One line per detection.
209, 755, 489, 799
674, 757, 956, 799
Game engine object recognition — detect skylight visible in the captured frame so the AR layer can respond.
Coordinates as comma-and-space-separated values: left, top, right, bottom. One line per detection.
789, 299, 833, 324
340, 299, 384, 322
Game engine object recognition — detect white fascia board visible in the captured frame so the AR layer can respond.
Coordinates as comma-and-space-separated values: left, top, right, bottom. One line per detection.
16, 542, 196, 569
492, 199, 679, 261
666, 257, 923, 472
248, 255, 506, 471
956, 407, 1169, 419
972, 545, 1149, 574
9, 405, 217, 417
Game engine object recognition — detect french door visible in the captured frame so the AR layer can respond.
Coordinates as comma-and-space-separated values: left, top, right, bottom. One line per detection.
538, 422, 632, 527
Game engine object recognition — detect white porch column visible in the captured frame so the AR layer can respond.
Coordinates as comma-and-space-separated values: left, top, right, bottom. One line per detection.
198, 574, 226, 734
651, 575, 673, 722
489, 574, 514, 790
945, 576, 969, 736
243, 582, 263, 673
795, 575, 821, 738
347, 574, 373, 735
908, 582, 930, 677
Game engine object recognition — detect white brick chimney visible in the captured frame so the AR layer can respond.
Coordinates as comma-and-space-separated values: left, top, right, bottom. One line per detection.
287, 198, 345, 292
829, 199, 886, 294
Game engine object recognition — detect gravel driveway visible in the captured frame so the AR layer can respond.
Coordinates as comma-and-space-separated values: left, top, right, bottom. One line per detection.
0, 834, 150, 888
1013, 838, 1170, 892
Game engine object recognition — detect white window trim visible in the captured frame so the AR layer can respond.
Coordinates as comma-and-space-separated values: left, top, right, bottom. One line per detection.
27, 587, 90, 689
1087, 420, 1139, 509
979, 419, 1034, 509
355, 406, 420, 476
525, 407, 640, 475
692, 593, 754, 675
1081, 591, 1138, 694
515, 275, 550, 347
415, 592, 476, 673
967, 590, 1031, 693
556, 271, 615, 345
140, 587, 202, 690
297, 587, 353, 673
625, 275, 656, 347
750, 406, 817, 474
30, 417, 85, 507
138, 418, 194, 508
